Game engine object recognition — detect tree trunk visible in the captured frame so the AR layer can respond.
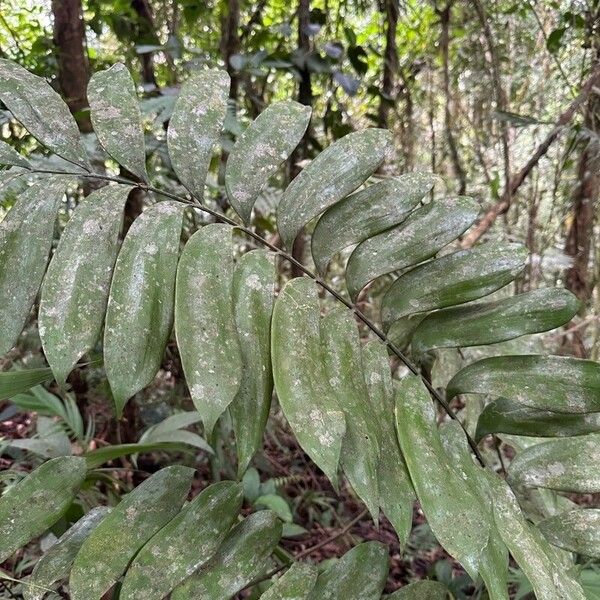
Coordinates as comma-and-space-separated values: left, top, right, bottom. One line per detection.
131, 0, 158, 89
377, 0, 399, 129
222, 0, 241, 103
51, 0, 92, 132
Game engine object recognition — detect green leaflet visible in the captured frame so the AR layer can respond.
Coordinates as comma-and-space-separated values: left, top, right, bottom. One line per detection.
39, 184, 130, 384
385, 581, 448, 599
488, 474, 586, 600
0, 456, 87, 563
311, 173, 435, 275
447, 354, 600, 414
70, 465, 193, 600
277, 128, 392, 249
394, 376, 489, 580
167, 69, 229, 199
83, 441, 193, 469
230, 250, 276, 476
476, 397, 600, 440
139, 411, 213, 454
345, 197, 479, 301
226, 101, 312, 224
362, 340, 415, 545
104, 201, 184, 417
260, 562, 318, 599
271, 278, 346, 487
24, 507, 110, 600
88, 63, 148, 182
538, 509, 600, 559
120, 481, 243, 600
439, 422, 508, 600
507, 433, 600, 493
380, 242, 528, 330
321, 308, 380, 520
175, 224, 242, 435
0, 139, 31, 168
412, 288, 579, 355
0, 59, 88, 169
0, 368, 53, 399
0, 177, 67, 355
171, 510, 282, 600
308, 541, 389, 600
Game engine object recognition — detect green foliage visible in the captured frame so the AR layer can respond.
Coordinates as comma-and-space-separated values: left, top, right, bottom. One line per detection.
0, 58, 599, 598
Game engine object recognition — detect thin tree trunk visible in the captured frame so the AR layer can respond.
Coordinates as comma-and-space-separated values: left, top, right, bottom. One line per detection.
131, 0, 158, 89
377, 0, 399, 129
51, 0, 92, 132
438, 2, 467, 194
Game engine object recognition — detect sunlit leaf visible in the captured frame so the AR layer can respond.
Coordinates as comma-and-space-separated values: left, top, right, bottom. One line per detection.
538, 509, 600, 559
121, 481, 243, 599
380, 242, 527, 330
448, 354, 600, 413
230, 250, 276, 476
88, 63, 148, 181
0, 59, 88, 169
321, 308, 380, 520
167, 69, 229, 199
171, 511, 282, 600
104, 202, 184, 416
70, 466, 193, 600
271, 278, 345, 487
39, 184, 130, 384
260, 562, 317, 599
175, 224, 242, 435
412, 288, 579, 355
24, 507, 110, 600
0, 457, 87, 562
0, 177, 68, 355
346, 197, 479, 301
277, 128, 392, 249
226, 101, 311, 224
507, 433, 600, 493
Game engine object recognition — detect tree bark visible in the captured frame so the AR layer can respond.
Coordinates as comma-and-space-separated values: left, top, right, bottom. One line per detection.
377, 0, 399, 129
131, 0, 158, 88
51, 0, 92, 132
221, 0, 241, 102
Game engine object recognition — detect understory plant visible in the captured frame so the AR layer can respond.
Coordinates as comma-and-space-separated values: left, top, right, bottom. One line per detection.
0, 58, 599, 599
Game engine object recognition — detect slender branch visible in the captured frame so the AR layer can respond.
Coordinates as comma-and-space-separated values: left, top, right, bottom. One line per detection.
27, 167, 485, 466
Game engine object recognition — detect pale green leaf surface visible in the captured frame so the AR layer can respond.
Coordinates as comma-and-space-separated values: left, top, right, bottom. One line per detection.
167, 69, 229, 199
311, 173, 435, 274
0, 140, 31, 168
412, 288, 579, 355
308, 541, 389, 600
277, 128, 392, 249
39, 184, 130, 384
0, 368, 53, 400
380, 242, 527, 330
88, 63, 148, 181
120, 481, 243, 600
507, 433, 600, 493
448, 355, 600, 413
260, 562, 317, 599
0, 456, 87, 562
171, 510, 282, 600
24, 507, 110, 600
230, 250, 275, 476
0, 177, 67, 355
394, 376, 489, 579
255, 495, 293, 522
70, 465, 194, 600
83, 442, 193, 469
346, 197, 479, 301
0, 59, 88, 168
226, 101, 311, 224
476, 397, 600, 440
361, 340, 415, 545
321, 308, 380, 520
385, 581, 448, 599
538, 509, 600, 559
105, 201, 183, 416
488, 474, 586, 600
271, 278, 345, 487
175, 224, 242, 435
